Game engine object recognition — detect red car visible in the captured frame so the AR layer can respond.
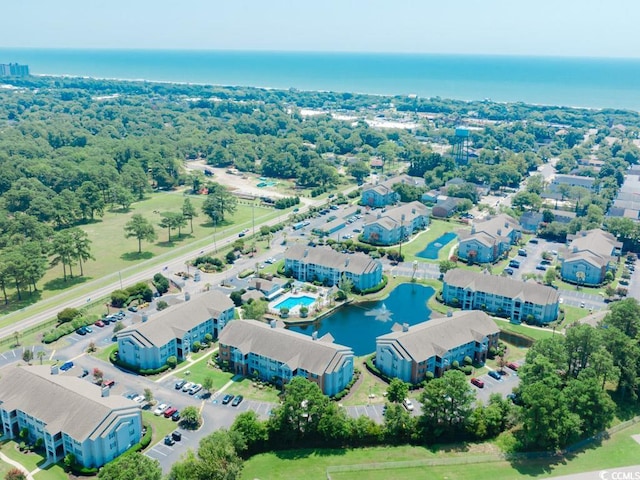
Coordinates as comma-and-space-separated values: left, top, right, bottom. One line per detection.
164, 407, 178, 418
506, 362, 519, 371
94, 320, 105, 327
471, 378, 485, 388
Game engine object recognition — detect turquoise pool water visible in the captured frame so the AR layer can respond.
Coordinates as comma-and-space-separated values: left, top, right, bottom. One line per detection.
274, 295, 315, 310
417, 232, 458, 259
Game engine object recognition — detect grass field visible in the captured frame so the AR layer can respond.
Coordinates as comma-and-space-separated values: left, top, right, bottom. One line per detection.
398, 220, 463, 263
176, 355, 234, 389
494, 318, 555, 342
0, 191, 280, 321
242, 421, 640, 480
224, 377, 281, 403
142, 411, 178, 447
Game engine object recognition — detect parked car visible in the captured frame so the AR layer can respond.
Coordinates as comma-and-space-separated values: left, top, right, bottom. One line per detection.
471, 378, 485, 388
79, 369, 89, 378
175, 380, 186, 390
60, 361, 74, 372
164, 435, 175, 446
171, 431, 182, 441
504, 267, 514, 275
231, 395, 244, 407
171, 411, 181, 422
103, 379, 115, 388
84, 326, 93, 333
402, 398, 414, 411
508, 259, 520, 268
181, 382, 194, 392
133, 395, 145, 404
164, 407, 178, 418
517, 248, 528, 256
529, 238, 539, 244
506, 362, 519, 371
76, 327, 87, 335
154, 403, 169, 416
222, 394, 234, 405
94, 320, 105, 328
488, 370, 502, 380
127, 305, 138, 312
188, 384, 202, 395
536, 264, 547, 271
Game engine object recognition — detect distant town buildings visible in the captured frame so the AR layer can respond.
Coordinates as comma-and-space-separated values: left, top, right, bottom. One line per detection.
0, 63, 29, 77
608, 166, 640, 220
442, 269, 560, 325
375, 310, 499, 385
284, 244, 383, 291
549, 174, 596, 193
560, 228, 622, 286
218, 319, 354, 396
117, 290, 235, 370
0, 365, 142, 468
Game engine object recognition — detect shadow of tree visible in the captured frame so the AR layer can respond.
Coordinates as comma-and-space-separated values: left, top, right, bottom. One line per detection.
121, 251, 154, 261
43, 276, 90, 291
0, 291, 42, 315
274, 447, 348, 461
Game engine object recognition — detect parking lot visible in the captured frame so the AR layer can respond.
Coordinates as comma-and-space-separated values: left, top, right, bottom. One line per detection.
474, 366, 521, 404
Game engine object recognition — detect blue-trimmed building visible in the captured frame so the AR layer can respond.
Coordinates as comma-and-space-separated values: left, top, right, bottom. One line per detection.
284, 245, 382, 291
375, 311, 499, 385
219, 319, 354, 396
117, 290, 235, 370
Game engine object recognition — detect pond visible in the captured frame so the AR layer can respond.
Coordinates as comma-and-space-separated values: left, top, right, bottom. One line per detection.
416, 232, 458, 260
287, 283, 434, 356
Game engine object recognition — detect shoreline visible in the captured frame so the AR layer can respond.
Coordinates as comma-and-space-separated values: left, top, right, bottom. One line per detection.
22, 73, 629, 113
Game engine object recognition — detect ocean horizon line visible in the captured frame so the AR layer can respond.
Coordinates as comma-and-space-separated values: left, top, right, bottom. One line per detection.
6, 47, 640, 62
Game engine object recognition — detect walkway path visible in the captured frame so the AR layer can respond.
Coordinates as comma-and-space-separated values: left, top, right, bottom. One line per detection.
156, 347, 219, 383
0, 451, 35, 480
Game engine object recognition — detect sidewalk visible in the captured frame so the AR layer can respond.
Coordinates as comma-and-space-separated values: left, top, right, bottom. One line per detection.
0, 451, 35, 480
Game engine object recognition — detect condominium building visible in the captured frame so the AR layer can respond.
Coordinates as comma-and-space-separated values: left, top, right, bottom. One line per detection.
218, 319, 354, 396
362, 201, 430, 245
0, 365, 141, 468
458, 214, 521, 263
561, 229, 622, 286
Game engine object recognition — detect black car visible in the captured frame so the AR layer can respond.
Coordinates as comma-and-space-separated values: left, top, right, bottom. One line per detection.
488, 370, 502, 380
231, 395, 244, 407
171, 431, 182, 441
79, 369, 89, 378
221, 394, 234, 405
171, 411, 181, 422
175, 380, 186, 390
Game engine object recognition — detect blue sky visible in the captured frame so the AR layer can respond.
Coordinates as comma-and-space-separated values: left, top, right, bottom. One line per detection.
3, 0, 639, 58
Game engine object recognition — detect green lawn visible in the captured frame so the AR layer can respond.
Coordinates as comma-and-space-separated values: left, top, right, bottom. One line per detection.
92, 342, 118, 364
398, 220, 463, 263
33, 464, 69, 480
177, 356, 234, 390
142, 411, 178, 447
0, 441, 47, 472
0, 192, 279, 323
242, 422, 640, 480
340, 357, 388, 407
494, 318, 555, 342
224, 377, 281, 403
561, 305, 591, 327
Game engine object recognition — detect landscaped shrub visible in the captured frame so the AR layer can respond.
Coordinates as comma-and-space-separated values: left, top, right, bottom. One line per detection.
166, 356, 178, 368
358, 275, 388, 295
156, 300, 169, 311
192, 341, 202, 352
462, 365, 473, 375
463, 356, 472, 366
42, 315, 97, 344
239, 269, 254, 278
57, 307, 81, 324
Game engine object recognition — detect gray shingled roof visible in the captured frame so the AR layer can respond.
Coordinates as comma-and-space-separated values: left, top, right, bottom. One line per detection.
377, 311, 499, 362
219, 319, 353, 374
285, 245, 381, 276
563, 229, 622, 267
0, 365, 139, 441
118, 290, 234, 347
472, 213, 520, 238
443, 269, 560, 305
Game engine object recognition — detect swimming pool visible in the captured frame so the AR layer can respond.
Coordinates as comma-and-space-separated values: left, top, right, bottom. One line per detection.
273, 295, 316, 310
417, 232, 458, 259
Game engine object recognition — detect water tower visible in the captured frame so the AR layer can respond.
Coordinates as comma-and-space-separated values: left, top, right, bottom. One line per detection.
452, 127, 470, 165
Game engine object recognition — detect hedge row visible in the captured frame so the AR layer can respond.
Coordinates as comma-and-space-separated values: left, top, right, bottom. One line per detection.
109, 349, 171, 376
358, 275, 388, 295
43, 316, 97, 344
332, 369, 360, 401
124, 423, 153, 455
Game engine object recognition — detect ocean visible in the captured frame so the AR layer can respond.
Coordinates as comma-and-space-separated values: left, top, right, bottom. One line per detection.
3, 49, 640, 111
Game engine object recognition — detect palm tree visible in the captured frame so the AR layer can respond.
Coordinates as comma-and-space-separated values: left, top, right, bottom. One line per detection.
37, 350, 46, 365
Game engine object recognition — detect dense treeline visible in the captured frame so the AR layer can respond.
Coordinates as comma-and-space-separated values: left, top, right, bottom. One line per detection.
1, 75, 639, 309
